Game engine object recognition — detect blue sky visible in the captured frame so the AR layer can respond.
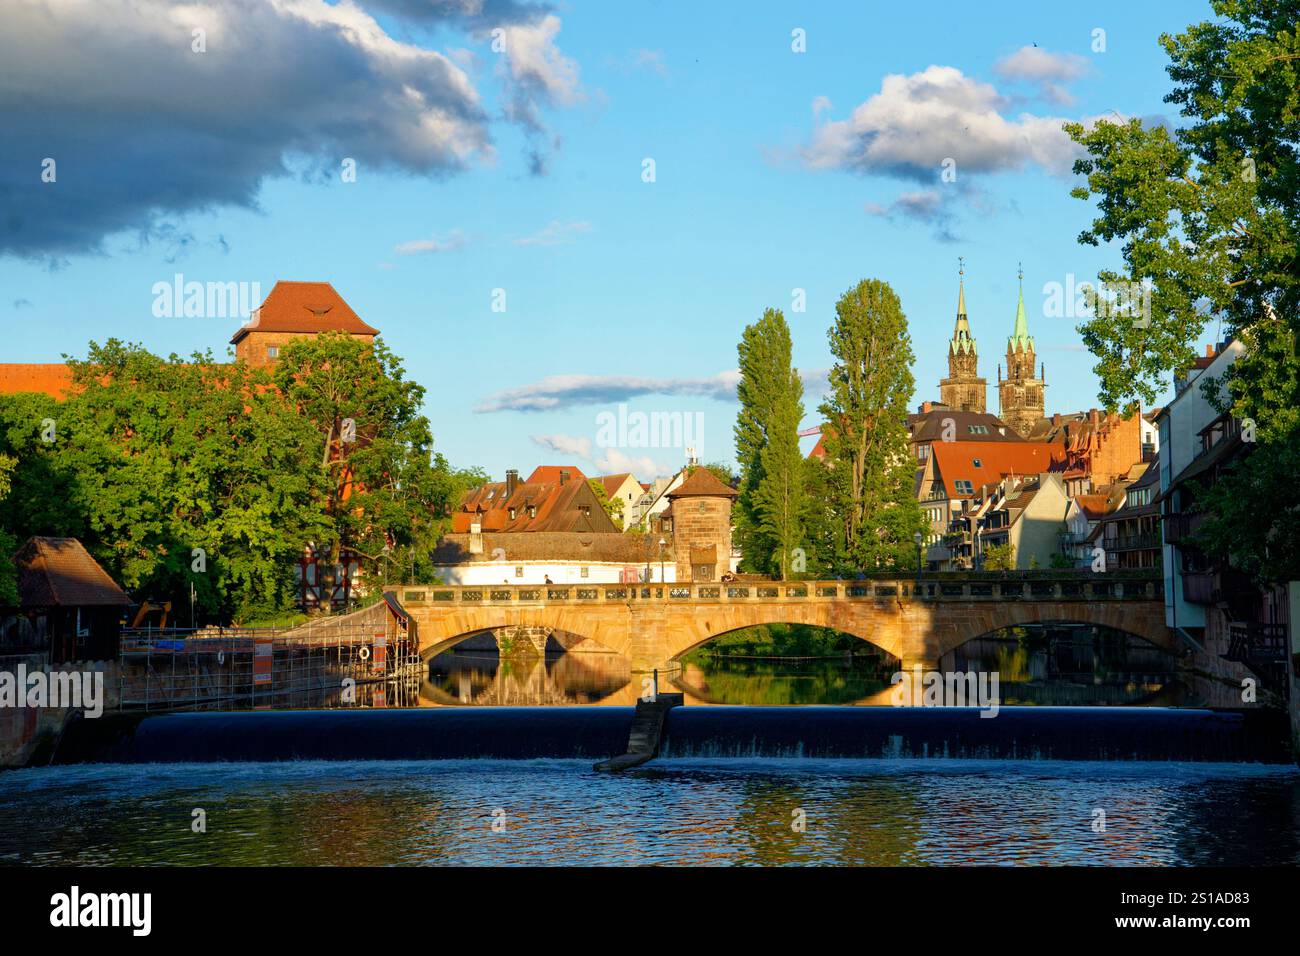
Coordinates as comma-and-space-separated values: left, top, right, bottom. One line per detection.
1, 0, 1215, 479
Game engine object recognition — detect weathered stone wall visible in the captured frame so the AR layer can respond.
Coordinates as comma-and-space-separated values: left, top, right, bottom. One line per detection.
671, 497, 732, 581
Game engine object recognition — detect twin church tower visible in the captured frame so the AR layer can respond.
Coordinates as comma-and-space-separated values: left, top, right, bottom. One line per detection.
937, 260, 1045, 437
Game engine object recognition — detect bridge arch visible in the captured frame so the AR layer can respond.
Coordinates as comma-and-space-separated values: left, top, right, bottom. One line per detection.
670, 619, 897, 664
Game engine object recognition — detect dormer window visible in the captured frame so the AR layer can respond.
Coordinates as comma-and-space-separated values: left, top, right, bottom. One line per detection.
527, 505, 537, 518
508, 507, 517, 520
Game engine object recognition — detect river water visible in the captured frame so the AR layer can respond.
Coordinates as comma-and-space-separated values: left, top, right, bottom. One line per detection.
1, 758, 1297, 865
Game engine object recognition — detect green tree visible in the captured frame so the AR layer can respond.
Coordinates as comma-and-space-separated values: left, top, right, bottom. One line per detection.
818, 280, 925, 572
734, 308, 805, 577
272, 332, 447, 588
60, 341, 331, 620
983, 543, 1016, 571
1063, 0, 1300, 582
587, 477, 624, 529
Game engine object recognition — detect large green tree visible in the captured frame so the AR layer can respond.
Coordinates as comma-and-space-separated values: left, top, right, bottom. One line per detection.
734, 308, 805, 576
271, 332, 453, 588
0, 342, 332, 621
1064, 0, 1299, 582
818, 280, 924, 572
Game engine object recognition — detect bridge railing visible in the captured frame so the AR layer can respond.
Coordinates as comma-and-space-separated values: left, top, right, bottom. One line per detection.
391, 573, 1162, 608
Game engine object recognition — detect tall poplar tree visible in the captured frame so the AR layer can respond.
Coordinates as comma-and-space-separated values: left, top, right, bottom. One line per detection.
734, 308, 805, 575
818, 280, 924, 572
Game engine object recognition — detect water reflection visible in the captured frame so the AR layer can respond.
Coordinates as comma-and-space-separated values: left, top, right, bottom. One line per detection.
423, 651, 634, 706
422, 622, 1200, 708
2, 759, 1296, 866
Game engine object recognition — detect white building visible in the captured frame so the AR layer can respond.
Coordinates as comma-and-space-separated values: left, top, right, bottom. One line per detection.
1155, 340, 1243, 637
432, 532, 678, 585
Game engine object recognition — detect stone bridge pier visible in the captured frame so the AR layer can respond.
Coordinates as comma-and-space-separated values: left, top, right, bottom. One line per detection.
491, 625, 553, 658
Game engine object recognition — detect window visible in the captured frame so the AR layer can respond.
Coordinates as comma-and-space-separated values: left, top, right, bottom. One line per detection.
968, 424, 988, 434
972, 458, 982, 468
580, 567, 589, 578
1127, 487, 1152, 508
514, 566, 524, 578
954, 480, 974, 495
526, 505, 536, 518
508, 507, 517, 520
698, 502, 707, 513
266, 346, 279, 359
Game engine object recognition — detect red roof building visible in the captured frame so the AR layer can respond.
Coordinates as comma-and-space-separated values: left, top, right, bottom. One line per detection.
452, 468, 616, 534
230, 281, 379, 366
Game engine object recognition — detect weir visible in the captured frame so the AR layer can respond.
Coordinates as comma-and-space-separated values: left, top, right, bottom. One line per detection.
48, 705, 1293, 765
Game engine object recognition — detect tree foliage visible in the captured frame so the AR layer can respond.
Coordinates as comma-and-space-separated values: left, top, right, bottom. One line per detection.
817, 280, 925, 572
734, 308, 805, 577
0, 335, 479, 622
1064, 0, 1300, 582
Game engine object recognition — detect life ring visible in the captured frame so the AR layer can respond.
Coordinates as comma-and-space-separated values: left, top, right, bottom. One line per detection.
358, 646, 371, 661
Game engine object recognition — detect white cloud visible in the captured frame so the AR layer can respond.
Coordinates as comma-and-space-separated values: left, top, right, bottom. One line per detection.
994, 46, 1091, 107
800, 65, 1083, 180
394, 229, 470, 255
498, 14, 583, 110
595, 447, 671, 478
513, 220, 592, 247
531, 434, 671, 480
532, 433, 593, 458
476, 371, 741, 413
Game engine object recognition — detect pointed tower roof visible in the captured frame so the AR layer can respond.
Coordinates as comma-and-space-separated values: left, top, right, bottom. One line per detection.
950, 258, 976, 355
1008, 265, 1035, 353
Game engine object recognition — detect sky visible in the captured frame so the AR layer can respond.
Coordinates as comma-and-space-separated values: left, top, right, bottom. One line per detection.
0, 0, 1217, 480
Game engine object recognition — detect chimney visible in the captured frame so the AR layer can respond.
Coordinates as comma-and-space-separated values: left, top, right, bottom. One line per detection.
1205, 343, 1215, 358
559, 469, 570, 485
506, 469, 518, 496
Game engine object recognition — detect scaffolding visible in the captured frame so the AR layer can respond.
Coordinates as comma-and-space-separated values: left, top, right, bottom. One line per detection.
117, 621, 423, 712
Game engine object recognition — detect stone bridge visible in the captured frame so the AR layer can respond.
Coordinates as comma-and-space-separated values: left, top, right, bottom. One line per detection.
392, 573, 1170, 674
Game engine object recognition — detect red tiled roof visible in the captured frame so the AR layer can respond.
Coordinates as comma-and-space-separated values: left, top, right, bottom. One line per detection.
453, 475, 615, 533
597, 473, 633, 499
13, 537, 131, 608
930, 441, 1061, 499
230, 281, 379, 344
667, 468, 738, 499
0, 363, 76, 399
1073, 493, 1111, 519
526, 465, 588, 485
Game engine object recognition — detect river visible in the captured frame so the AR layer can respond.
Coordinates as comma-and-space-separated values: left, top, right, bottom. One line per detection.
1, 758, 1296, 865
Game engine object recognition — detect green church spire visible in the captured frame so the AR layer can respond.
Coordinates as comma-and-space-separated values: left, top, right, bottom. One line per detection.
951, 257, 976, 355
1008, 263, 1034, 352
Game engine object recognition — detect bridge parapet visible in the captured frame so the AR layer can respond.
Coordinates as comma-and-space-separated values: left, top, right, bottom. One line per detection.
391, 573, 1161, 609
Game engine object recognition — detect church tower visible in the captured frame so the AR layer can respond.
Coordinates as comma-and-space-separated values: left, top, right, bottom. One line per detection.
938, 258, 986, 413
997, 266, 1046, 436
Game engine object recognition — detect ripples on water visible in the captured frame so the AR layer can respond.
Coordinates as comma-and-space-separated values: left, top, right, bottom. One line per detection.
1, 759, 1297, 866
